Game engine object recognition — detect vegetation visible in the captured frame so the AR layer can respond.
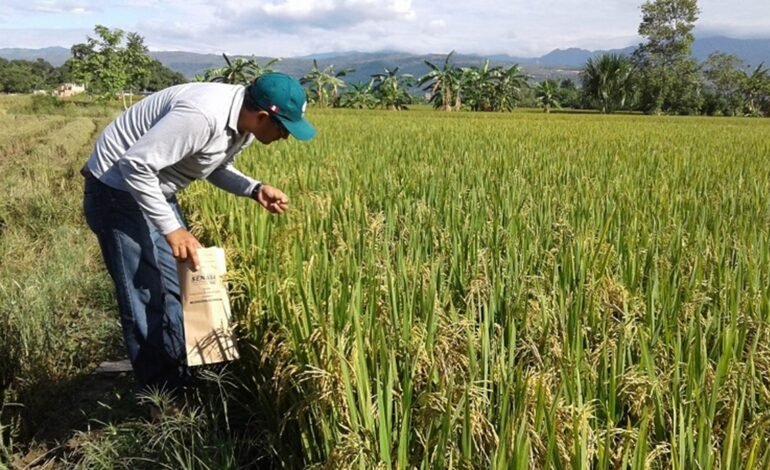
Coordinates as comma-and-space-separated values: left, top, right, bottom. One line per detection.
6, 1, 770, 118
0, 31, 183, 103
0, 58, 69, 94
370, 67, 415, 110
2, 0, 770, 466
182, 108, 770, 468
337, 80, 378, 109
534, 79, 561, 113
582, 54, 636, 113
0, 95, 124, 467
70, 25, 152, 108
633, 0, 702, 114
301, 60, 353, 108
2, 77, 770, 470
701, 52, 746, 116
143, 59, 187, 92
196, 53, 280, 85
418, 51, 462, 111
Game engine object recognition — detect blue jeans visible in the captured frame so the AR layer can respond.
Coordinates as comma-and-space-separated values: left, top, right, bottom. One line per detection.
82, 169, 190, 391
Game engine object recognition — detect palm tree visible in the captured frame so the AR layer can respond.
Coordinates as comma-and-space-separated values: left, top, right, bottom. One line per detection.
581, 54, 635, 113
301, 60, 354, 108
371, 67, 414, 111
418, 51, 460, 111
535, 79, 561, 113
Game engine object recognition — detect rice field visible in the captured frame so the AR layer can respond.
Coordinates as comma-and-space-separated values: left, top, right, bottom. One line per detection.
177, 108, 770, 468
2, 97, 770, 468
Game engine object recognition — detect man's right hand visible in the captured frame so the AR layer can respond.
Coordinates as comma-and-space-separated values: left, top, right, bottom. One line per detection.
165, 228, 202, 271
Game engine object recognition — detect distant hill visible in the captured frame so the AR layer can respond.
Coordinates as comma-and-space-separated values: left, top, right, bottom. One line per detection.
2, 36, 768, 82
0, 46, 72, 66
692, 36, 770, 68
533, 46, 636, 67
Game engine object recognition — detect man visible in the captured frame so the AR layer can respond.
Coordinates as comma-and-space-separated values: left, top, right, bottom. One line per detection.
82, 72, 315, 393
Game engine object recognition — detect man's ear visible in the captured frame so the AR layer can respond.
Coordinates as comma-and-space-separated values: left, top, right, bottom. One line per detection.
252, 110, 272, 131
238, 107, 265, 135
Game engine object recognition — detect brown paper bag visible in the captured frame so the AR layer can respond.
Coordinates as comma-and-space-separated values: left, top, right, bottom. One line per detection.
177, 246, 239, 366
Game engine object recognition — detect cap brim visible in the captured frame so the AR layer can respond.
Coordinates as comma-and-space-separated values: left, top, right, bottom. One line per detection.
279, 117, 316, 141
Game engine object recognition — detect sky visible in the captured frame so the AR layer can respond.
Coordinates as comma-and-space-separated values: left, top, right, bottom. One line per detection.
0, 0, 768, 58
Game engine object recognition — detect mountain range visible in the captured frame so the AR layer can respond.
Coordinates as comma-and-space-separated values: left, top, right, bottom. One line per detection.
1, 36, 768, 84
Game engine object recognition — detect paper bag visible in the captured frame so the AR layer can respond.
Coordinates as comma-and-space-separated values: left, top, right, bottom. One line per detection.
177, 246, 239, 366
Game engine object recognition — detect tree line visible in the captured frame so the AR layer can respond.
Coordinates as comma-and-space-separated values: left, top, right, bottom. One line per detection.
580, 0, 770, 116
0, 26, 185, 104
2, 0, 769, 116
196, 0, 770, 117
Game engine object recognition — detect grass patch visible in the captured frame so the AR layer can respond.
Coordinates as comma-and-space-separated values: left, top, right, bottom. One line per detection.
0, 103, 125, 464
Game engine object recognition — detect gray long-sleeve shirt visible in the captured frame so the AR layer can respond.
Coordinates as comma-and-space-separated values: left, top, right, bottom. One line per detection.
85, 82, 260, 235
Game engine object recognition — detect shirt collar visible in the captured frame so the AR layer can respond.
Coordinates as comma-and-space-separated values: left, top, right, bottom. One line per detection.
227, 86, 246, 134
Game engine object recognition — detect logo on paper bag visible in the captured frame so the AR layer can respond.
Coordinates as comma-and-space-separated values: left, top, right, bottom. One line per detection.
192, 274, 217, 285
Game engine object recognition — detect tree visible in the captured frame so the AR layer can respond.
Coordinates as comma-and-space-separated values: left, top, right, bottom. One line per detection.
144, 60, 187, 92
123, 32, 152, 107
493, 64, 528, 111
371, 68, 414, 111
557, 78, 583, 109
206, 54, 279, 85
70, 25, 154, 108
0, 57, 74, 94
456, 61, 527, 112
581, 54, 636, 113
0, 59, 40, 93
740, 64, 770, 116
301, 60, 353, 108
339, 80, 378, 109
701, 52, 744, 116
633, 0, 701, 114
535, 79, 561, 113
418, 51, 460, 111
461, 60, 500, 111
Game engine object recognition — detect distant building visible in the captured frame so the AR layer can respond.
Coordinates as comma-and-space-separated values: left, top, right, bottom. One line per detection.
55, 83, 85, 97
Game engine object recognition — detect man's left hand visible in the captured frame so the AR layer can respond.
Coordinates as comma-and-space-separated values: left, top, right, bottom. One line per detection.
254, 184, 289, 214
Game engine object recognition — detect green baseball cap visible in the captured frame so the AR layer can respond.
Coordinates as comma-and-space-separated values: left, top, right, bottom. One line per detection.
247, 72, 316, 141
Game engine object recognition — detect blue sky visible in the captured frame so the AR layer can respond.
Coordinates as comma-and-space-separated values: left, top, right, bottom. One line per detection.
1, 0, 768, 57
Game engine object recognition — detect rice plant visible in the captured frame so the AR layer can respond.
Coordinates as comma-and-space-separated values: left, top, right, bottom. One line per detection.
181, 109, 770, 468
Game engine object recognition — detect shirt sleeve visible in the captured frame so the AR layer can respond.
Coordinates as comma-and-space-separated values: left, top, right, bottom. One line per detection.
206, 163, 261, 197
117, 104, 213, 235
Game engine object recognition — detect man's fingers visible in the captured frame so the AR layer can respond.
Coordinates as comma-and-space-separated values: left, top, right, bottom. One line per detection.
257, 186, 289, 214
178, 245, 187, 262
165, 228, 202, 268
171, 244, 200, 270
270, 202, 286, 214
189, 247, 200, 271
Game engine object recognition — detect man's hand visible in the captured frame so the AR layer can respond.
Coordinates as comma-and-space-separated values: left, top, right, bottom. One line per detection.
165, 228, 203, 270
255, 184, 289, 214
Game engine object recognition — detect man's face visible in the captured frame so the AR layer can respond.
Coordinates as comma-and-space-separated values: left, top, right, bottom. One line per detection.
254, 111, 290, 144
269, 114, 290, 141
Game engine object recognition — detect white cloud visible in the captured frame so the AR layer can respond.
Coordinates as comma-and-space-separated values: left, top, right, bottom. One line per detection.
215, 0, 415, 31
427, 19, 446, 30
1, 0, 769, 57
3, 0, 98, 15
